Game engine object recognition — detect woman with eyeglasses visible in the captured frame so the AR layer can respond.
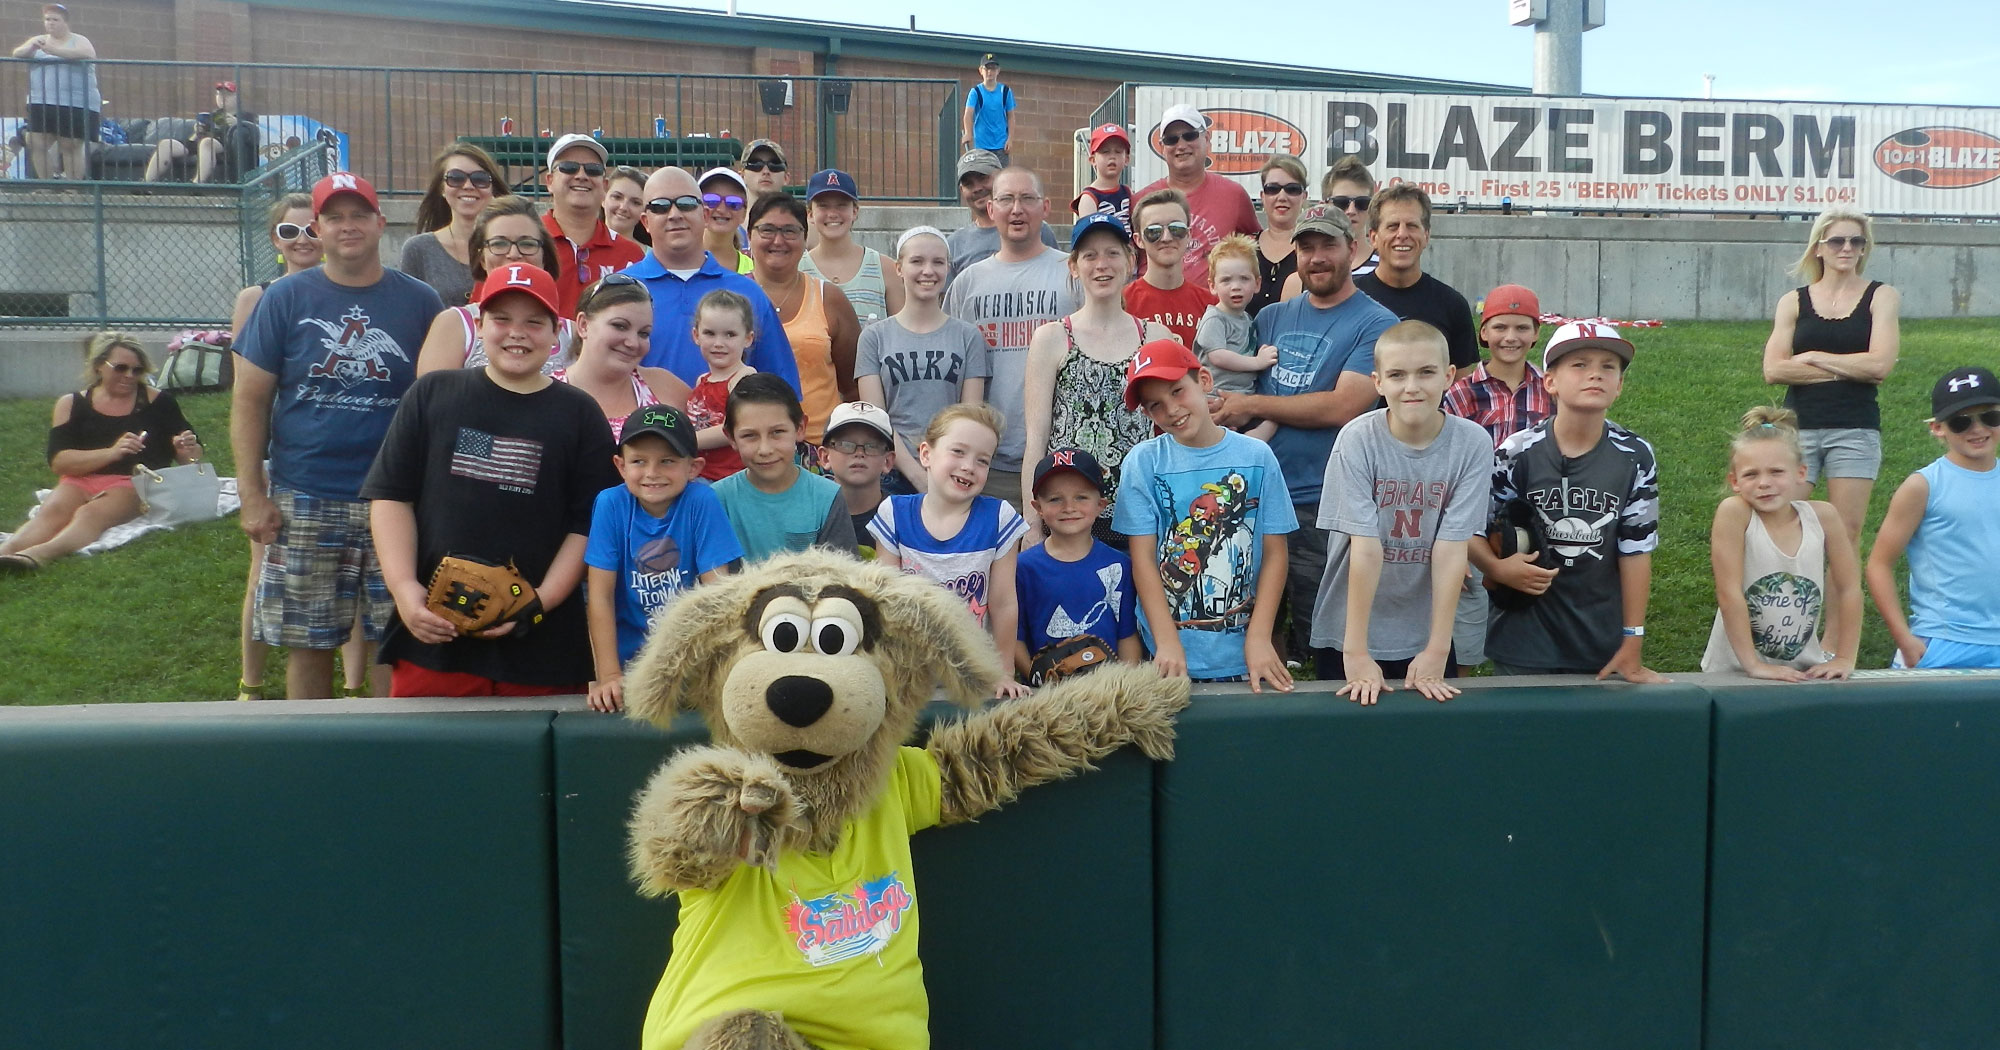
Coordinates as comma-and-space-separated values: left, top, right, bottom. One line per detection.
1250, 154, 1308, 316
798, 168, 903, 326
1020, 213, 1174, 545
399, 143, 507, 306
602, 165, 650, 248
697, 166, 753, 274
1762, 206, 1903, 551
0, 333, 200, 573
1280, 155, 1379, 301
553, 274, 690, 442
416, 196, 573, 377
747, 193, 861, 446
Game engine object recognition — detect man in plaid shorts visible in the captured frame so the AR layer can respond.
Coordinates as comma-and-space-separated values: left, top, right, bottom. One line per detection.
232, 172, 443, 698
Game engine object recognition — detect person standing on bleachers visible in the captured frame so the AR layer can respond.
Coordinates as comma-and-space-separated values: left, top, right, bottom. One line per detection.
12, 2, 98, 179
541, 132, 644, 319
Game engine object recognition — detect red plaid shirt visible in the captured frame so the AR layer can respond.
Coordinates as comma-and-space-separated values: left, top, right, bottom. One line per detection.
1443, 362, 1553, 448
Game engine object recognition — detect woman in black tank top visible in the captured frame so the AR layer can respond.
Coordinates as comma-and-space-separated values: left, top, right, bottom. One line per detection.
1760, 207, 1902, 552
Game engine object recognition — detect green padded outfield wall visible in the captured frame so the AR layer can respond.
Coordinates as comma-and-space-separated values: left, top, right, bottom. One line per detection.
0, 712, 560, 1050
552, 707, 1157, 1050
1705, 679, 2000, 1050
1155, 684, 1713, 1050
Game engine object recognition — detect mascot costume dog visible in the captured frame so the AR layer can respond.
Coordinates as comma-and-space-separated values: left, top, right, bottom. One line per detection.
622, 550, 1190, 1050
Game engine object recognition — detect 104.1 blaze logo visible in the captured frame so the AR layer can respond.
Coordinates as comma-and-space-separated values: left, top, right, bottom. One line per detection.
1874, 126, 2000, 188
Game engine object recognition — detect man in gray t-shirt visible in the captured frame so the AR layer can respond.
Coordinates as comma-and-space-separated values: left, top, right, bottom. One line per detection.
1308, 408, 1493, 666
854, 315, 993, 476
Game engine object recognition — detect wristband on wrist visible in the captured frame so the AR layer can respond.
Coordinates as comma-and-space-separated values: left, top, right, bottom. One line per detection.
1621, 625, 1645, 637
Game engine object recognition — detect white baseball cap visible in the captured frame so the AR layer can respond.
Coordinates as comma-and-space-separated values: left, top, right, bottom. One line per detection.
1159, 104, 1209, 133
546, 133, 608, 168
825, 401, 894, 443
1540, 321, 1635, 371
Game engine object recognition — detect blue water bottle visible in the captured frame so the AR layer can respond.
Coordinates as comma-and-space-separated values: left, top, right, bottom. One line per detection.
654, 115, 668, 138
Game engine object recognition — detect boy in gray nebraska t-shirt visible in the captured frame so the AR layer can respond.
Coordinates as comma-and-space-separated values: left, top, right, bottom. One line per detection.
1307, 323, 1493, 700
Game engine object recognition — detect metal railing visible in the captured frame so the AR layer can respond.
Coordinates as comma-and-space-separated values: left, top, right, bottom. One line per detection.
0, 59, 959, 199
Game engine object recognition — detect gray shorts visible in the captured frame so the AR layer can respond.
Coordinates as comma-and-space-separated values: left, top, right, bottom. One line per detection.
1798, 427, 1882, 483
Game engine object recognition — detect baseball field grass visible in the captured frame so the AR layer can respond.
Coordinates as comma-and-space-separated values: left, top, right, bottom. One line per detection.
0, 317, 1990, 704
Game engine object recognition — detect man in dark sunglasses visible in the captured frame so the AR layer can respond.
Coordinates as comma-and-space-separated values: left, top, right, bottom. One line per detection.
622, 165, 801, 394
1133, 103, 1259, 287
542, 132, 644, 318
737, 138, 790, 210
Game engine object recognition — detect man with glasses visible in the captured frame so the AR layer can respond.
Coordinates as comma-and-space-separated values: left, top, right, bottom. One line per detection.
231, 172, 444, 699
542, 132, 644, 318
1212, 204, 1395, 665
1133, 104, 1260, 287
1353, 184, 1478, 371
945, 167, 1079, 505
946, 148, 1058, 283
625, 165, 799, 393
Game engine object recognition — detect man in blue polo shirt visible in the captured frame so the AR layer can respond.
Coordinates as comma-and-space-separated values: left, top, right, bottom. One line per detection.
627, 166, 800, 392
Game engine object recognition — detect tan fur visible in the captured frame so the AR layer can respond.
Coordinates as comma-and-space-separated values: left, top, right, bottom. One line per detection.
928, 663, 1190, 824
681, 1009, 820, 1050
627, 746, 806, 897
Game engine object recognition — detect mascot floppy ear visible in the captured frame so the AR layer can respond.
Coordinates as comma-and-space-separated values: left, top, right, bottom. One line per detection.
623, 571, 767, 728
863, 561, 1007, 710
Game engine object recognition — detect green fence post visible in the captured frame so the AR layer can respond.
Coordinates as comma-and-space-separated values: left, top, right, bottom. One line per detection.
383, 69, 394, 189
92, 185, 107, 324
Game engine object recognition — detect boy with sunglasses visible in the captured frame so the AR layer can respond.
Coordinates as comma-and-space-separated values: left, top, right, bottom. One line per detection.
1133, 104, 1259, 287
737, 138, 789, 208
1866, 366, 2000, 670
542, 132, 644, 318
1123, 186, 1216, 352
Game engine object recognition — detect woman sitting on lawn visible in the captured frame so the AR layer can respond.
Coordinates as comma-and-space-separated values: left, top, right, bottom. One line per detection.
0, 333, 203, 572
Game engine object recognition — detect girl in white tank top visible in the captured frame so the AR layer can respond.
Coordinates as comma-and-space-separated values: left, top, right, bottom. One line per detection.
1703, 408, 1862, 678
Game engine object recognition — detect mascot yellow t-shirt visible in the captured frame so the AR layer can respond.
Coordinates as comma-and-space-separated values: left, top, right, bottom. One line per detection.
641, 746, 942, 1050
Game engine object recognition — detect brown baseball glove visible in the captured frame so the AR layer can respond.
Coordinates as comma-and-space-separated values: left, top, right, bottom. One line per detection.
1028, 634, 1117, 687
425, 553, 544, 636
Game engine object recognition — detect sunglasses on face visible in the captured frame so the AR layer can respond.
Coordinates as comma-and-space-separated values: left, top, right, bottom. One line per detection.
553, 161, 607, 178
1142, 221, 1191, 244
1159, 130, 1203, 146
483, 236, 545, 256
645, 195, 703, 214
742, 160, 787, 173
702, 192, 747, 210
105, 362, 143, 375
443, 169, 496, 189
824, 438, 889, 456
1327, 195, 1371, 211
1821, 235, 1867, 251
1945, 408, 2000, 433
1262, 181, 1306, 196
273, 222, 316, 242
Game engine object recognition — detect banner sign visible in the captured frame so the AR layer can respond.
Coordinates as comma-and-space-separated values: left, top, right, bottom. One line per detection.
1128, 86, 2000, 216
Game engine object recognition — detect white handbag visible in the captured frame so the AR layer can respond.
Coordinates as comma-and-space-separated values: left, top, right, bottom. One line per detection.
134, 461, 225, 526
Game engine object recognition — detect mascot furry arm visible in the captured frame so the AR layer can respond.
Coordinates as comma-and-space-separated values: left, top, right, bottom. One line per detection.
617, 550, 1188, 1050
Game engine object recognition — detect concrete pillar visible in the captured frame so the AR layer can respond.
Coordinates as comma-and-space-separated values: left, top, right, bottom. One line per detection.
1532, 0, 1582, 96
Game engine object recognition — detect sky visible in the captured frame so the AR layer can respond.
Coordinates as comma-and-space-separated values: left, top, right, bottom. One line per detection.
672, 0, 2000, 108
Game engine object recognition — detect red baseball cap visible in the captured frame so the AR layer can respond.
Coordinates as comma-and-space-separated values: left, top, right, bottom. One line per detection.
1123, 338, 1202, 410
477, 263, 562, 323
1089, 123, 1132, 153
311, 171, 380, 215
1480, 284, 1542, 326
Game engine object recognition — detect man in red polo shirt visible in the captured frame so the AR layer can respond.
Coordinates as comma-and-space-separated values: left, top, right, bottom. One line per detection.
1133, 104, 1260, 288
541, 132, 645, 317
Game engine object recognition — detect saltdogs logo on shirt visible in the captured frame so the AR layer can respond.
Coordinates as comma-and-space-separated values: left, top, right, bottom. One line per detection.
784, 872, 914, 967
1874, 126, 2000, 188
1149, 109, 1304, 176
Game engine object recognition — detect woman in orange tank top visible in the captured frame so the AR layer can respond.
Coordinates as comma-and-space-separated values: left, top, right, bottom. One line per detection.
748, 193, 860, 445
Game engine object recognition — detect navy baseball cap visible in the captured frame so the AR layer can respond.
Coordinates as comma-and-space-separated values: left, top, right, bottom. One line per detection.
1032, 448, 1108, 496
807, 168, 857, 201
1070, 212, 1129, 251
620, 404, 699, 458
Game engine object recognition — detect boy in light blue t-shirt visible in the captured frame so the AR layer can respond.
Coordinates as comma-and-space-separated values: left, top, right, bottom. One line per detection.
1113, 339, 1296, 691
585, 404, 742, 713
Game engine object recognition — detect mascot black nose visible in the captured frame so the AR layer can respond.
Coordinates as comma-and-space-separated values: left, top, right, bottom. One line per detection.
766, 676, 834, 728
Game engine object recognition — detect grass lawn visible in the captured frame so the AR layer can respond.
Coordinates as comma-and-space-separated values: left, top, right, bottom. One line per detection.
0, 319, 1989, 703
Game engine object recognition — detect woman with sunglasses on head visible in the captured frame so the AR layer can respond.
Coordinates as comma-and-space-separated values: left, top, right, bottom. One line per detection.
415, 196, 573, 377
1020, 213, 1174, 545
399, 143, 506, 306
1250, 154, 1308, 316
553, 274, 690, 441
602, 165, 651, 248
1763, 206, 1902, 552
0, 333, 200, 573
697, 166, 753, 274
748, 193, 861, 447
798, 168, 902, 326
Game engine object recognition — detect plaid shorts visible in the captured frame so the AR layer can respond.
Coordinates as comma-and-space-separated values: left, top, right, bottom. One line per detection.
251, 488, 393, 650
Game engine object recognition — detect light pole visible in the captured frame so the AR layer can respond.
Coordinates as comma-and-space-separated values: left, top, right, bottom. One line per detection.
1509, 0, 1606, 96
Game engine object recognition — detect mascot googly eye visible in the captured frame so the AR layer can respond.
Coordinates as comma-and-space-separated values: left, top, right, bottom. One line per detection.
618, 549, 1190, 1050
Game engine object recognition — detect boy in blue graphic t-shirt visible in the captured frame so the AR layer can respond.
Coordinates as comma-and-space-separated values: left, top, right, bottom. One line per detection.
1017, 448, 1139, 685
1114, 339, 1296, 691
585, 404, 743, 712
